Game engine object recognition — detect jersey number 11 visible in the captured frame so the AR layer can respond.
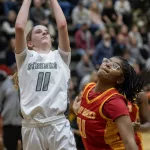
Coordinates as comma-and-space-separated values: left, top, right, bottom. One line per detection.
36, 72, 51, 91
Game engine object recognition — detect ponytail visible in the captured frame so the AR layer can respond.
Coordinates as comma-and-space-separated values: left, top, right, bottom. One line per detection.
12, 72, 19, 90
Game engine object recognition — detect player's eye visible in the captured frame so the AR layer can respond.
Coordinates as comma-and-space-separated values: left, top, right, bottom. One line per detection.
35, 30, 42, 34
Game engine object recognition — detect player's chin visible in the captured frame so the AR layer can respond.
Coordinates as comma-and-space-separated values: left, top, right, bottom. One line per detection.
98, 71, 108, 79
98, 68, 109, 75
41, 40, 50, 45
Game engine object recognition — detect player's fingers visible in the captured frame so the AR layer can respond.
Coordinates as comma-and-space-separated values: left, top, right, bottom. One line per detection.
75, 96, 81, 103
73, 96, 79, 107
74, 96, 79, 103
132, 122, 141, 128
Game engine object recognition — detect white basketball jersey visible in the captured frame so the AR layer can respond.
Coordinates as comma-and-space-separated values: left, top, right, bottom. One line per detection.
17, 49, 70, 121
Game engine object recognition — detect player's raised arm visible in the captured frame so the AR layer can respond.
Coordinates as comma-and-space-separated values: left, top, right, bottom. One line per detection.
49, 0, 70, 52
15, 0, 32, 54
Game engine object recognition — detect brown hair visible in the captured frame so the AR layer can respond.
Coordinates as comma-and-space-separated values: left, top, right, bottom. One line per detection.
12, 72, 19, 90
26, 28, 34, 50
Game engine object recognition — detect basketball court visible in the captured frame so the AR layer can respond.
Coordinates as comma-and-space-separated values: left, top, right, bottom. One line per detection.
142, 133, 150, 150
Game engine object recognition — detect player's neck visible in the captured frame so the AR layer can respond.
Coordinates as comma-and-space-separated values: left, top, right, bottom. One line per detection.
33, 45, 51, 54
94, 80, 114, 93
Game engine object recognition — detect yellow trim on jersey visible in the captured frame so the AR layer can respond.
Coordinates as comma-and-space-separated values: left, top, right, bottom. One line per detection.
99, 93, 126, 120
134, 103, 139, 120
137, 132, 143, 150
82, 82, 95, 94
85, 85, 116, 104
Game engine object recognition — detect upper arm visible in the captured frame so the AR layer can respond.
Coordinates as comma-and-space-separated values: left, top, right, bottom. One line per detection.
15, 26, 27, 54
58, 48, 71, 66
115, 115, 138, 149
138, 92, 150, 123
15, 49, 27, 70
58, 24, 71, 53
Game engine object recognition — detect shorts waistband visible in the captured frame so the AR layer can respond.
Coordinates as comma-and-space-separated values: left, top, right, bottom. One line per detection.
22, 115, 66, 127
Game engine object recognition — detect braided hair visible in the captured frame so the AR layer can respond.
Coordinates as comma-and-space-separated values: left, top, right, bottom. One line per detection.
116, 57, 146, 103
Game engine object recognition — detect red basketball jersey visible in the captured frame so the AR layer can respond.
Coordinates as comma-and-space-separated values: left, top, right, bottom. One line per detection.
77, 83, 128, 150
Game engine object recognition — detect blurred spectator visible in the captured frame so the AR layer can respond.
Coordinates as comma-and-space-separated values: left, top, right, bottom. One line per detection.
0, 1, 6, 22
108, 27, 116, 45
113, 33, 126, 56
2, 10, 16, 40
30, 0, 55, 37
140, 26, 148, 45
75, 22, 95, 56
69, 0, 80, 6
119, 24, 129, 45
114, 0, 132, 27
92, 33, 113, 68
58, 0, 73, 17
5, 37, 16, 73
0, 64, 13, 76
76, 53, 95, 82
72, 1, 91, 29
102, 0, 123, 27
82, 0, 96, 8
127, 36, 145, 68
94, 27, 106, 45
0, 70, 22, 150
89, 2, 105, 33
0, 31, 8, 64
3, 0, 19, 15
129, 25, 143, 48
79, 70, 98, 91
30, 0, 48, 26
97, 0, 104, 12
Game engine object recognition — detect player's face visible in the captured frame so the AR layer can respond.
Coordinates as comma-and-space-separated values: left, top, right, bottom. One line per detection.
31, 25, 51, 48
97, 57, 124, 85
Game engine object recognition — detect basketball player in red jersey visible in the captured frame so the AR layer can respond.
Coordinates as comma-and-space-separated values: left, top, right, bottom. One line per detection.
74, 57, 146, 150
127, 91, 150, 150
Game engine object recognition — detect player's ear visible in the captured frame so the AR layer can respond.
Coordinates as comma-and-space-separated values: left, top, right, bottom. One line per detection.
27, 41, 34, 50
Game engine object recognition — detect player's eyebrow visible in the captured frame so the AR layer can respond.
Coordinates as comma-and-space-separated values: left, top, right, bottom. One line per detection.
110, 58, 122, 68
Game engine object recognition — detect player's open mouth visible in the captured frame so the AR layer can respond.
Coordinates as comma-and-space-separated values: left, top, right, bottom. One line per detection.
42, 36, 47, 40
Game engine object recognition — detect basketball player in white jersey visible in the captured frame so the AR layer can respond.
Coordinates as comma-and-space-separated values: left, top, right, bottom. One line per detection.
14, 0, 76, 149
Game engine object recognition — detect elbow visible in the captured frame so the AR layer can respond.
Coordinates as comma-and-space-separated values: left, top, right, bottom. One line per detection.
58, 20, 67, 29
15, 23, 25, 31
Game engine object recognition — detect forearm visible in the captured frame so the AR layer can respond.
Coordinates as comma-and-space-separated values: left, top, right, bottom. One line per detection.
15, 0, 31, 29
50, 0, 67, 28
124, 140, 138, 150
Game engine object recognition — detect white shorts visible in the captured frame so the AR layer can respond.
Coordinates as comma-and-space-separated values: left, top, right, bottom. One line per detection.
22, 117, 77, 150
